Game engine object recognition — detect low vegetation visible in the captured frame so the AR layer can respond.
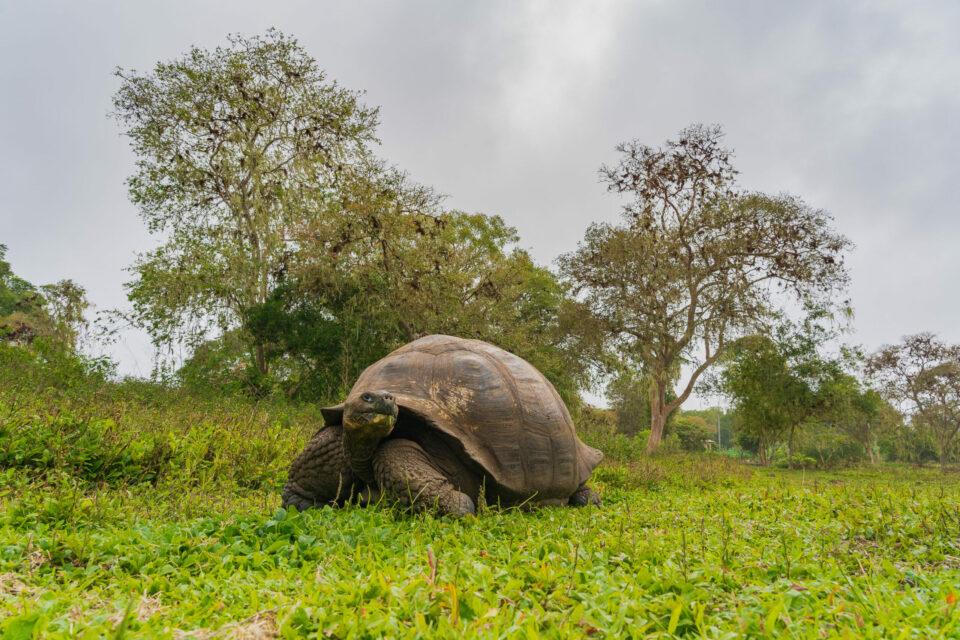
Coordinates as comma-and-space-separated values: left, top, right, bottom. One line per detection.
2, 351, 959, 638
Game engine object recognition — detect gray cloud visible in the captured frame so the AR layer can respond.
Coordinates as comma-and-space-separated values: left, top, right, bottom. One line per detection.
2, 0, 958, 390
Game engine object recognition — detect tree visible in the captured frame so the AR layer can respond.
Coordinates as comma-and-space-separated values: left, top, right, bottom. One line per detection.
241, 209, 592, 406
0, 244, 89, 350
867, 333, 960, 469
817, 373, 896, 465
560, 124, 851, 453
113, 30, 380, 374
683, 407, 734, 450
0, 244, 49, 345
718, 314, 853, 465
605, 369, 676, 435
720, 335, 812, 465
40, 280, 90, 351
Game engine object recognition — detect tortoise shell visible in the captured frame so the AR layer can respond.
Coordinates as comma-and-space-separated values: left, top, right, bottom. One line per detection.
322, 334, 602, 500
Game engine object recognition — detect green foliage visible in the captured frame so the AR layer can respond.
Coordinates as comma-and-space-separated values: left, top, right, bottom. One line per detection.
669, 414, 715, 452
0, 245, 90, 350
0, 339, 110, 395
0, 244, 43, 322
682, 407, 734, 449
0, 344, 318, 493
720, 333, 816, 465
38, 279, 90, 351
605, 369, 677, 435
868, 333, 960, 468
574, 405, 617, 437
236, 210, 589, 406
114, 30, 381, 367
792, 421, 866, 469
773, 454, 818, 470
717, 317, 879, 467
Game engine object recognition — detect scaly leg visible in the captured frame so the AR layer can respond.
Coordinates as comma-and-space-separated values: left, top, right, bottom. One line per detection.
282, 426, 358, 511
373, 439, 476, 517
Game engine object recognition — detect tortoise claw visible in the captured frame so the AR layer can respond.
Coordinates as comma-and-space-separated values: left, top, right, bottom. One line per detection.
439, 490, 476, 518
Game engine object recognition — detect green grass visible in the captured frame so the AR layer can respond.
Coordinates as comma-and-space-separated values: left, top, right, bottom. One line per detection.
1, 360, 959, 637
3, 461, 960, 637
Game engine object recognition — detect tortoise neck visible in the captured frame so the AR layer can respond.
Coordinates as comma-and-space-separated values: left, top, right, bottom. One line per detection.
342, 427, 385, 484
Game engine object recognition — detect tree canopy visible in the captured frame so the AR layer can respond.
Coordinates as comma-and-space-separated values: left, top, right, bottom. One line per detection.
113, 29, 381, 374
867, 333, 960, 468
115, 30, 590, 403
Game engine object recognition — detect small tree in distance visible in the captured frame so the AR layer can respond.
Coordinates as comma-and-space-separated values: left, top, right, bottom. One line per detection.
560, 124, 851, 453
867, 333, 960, 469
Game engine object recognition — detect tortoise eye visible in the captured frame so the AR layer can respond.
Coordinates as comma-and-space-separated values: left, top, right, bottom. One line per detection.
361, 393, 373, 402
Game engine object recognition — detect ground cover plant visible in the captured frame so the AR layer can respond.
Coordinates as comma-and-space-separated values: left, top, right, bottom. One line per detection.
2, 373, 959, 638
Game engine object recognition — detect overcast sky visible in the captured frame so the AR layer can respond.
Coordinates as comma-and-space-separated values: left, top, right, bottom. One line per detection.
2, 1, 959, 399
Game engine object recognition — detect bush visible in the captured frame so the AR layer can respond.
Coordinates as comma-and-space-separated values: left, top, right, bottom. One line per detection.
795, 422, 866, 468
0, 339, 111, 397
670, 415, 715, 452
0, 342, 322, 491
774, 454, 818, 470
575, 405, 617, 437
580, 430, 648, 462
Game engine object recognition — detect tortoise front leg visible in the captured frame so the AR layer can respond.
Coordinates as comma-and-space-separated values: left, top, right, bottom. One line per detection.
373, 439, 476, 517
282, 426, 358, 511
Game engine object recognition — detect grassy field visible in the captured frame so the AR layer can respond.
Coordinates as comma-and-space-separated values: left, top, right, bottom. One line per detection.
2, 374, 960, 637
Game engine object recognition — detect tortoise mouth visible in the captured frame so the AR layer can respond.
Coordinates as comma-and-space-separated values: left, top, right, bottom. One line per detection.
344, 410, 397, 432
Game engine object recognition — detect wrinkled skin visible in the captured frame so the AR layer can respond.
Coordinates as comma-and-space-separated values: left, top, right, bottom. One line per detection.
282, 390, 600, 517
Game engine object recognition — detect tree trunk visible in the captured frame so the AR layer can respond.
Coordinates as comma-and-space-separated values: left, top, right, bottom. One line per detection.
787, 424, 796, 469
647, 410, 667, 454
646, 379, 668, 454
255, 342, 268, 376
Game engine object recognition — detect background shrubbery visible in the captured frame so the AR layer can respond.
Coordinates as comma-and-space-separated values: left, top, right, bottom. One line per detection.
0, 342, 319, 493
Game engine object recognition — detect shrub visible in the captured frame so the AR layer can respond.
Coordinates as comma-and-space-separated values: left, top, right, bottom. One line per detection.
774, 454, 818, 470
670, 415, 715, 452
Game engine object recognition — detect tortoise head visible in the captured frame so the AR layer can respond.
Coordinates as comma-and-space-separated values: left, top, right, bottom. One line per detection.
342, 390, 398, 441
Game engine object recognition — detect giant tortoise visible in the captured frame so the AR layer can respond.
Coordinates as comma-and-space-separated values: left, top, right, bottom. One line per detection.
282, 334, 602, 516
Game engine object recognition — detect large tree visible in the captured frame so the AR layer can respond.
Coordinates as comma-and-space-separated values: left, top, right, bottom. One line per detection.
113, 30, 380, 374
867, 333, 960, 468
239, 204, 592, 405
560, 124, 851, 452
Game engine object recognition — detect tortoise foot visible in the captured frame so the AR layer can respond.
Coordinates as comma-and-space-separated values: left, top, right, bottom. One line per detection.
282, 483, 320, 512
437, 490, 475, 517
568, 484, 601, 507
